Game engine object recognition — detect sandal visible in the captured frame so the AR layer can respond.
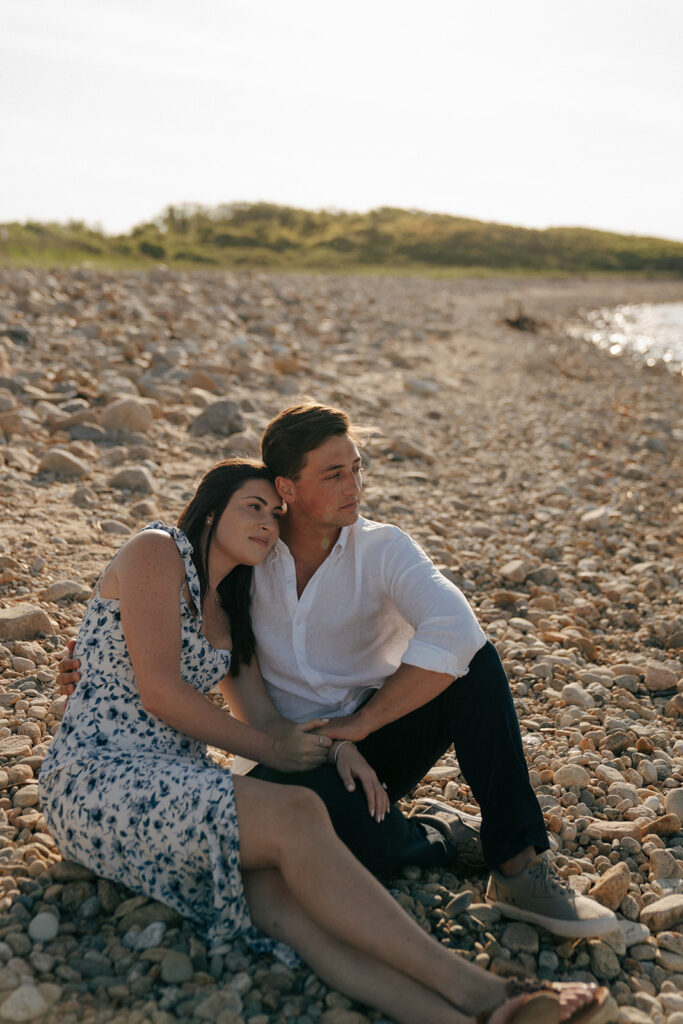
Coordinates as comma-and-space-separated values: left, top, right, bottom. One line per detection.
476, 978, 610, 1024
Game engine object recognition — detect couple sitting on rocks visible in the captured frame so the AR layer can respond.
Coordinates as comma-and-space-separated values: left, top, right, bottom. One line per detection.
42, 402, 614, 1024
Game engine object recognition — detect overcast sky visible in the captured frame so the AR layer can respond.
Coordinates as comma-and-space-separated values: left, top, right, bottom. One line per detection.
3, 0, 682, 240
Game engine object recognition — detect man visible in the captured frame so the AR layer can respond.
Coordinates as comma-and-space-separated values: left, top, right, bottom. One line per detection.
60, 403, 616, 939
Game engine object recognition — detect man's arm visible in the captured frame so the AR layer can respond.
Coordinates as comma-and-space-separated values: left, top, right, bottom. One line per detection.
321, 663, 453, 742
323, 528, 485, 742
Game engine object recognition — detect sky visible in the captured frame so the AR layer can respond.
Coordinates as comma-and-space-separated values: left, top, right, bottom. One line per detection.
2, 0, 683, 241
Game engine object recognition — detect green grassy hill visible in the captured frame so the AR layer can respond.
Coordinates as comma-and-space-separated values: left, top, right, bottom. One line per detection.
4, 203, 683, 275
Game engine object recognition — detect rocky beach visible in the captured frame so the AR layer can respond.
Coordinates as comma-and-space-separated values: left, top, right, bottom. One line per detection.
0, 267, 682, 1024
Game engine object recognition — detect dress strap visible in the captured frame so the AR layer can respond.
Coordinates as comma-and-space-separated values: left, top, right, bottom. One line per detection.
141, 521, 203, 618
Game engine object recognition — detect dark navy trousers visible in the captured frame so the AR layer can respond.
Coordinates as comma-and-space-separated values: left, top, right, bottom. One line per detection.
248, 641, 549, 875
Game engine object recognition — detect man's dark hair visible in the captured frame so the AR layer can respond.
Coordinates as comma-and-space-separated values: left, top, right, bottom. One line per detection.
261, 403, 354, 479
178, 457, 273, 676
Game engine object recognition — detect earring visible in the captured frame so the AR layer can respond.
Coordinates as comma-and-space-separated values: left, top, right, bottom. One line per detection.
206, 515, 213, 526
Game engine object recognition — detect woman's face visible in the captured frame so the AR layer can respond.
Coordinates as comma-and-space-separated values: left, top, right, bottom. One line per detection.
211, 478, 283, 568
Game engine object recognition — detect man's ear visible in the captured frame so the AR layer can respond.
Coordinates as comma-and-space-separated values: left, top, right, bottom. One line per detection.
275, 476, 296, 502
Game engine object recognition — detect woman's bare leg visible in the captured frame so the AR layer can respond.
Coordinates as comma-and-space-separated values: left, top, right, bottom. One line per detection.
243, 867, 468, 1024
233, 778, 598, 1021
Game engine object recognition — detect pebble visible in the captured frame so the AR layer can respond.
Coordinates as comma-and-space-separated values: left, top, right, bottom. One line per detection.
665, 790, 683, 818
589, 861, 631, 911
501, 922, 539, 954
0, 605, 55, 641
40, 580, 91, 603
0, 984, 49, 1021
101, 397, 154, 434
37, 449, 91, 479
554, 764, 591, 789
27, 912, 59, 943
189, 399, 244, 436
160, 949, 193, 984
640, 895, 683, 932
108, 466, 156, 493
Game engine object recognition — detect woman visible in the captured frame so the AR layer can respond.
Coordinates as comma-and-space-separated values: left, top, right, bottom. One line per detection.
39, 459, 608, 1024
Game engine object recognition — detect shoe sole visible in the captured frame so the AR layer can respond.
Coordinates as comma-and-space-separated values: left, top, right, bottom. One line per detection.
410, 798, 482, 831
487, 900, 617, 939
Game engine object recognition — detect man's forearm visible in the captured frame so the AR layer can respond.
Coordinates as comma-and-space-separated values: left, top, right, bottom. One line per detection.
356, 663, 453, 738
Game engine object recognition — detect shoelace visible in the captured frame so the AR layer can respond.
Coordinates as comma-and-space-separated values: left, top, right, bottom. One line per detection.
528, 857, 574, 897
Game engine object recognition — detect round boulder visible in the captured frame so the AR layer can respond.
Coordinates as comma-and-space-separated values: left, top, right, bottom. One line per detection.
101, 397, 154, 434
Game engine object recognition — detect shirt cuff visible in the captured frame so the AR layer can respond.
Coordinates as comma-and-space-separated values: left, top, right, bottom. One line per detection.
401, 631, 486, 679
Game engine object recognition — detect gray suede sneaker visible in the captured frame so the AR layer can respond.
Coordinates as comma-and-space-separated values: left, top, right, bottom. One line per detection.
486, 854, 617, 938
408, 798, 485, 872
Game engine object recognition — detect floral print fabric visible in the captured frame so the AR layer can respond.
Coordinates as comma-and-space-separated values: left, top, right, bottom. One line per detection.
40, 522, 296, 963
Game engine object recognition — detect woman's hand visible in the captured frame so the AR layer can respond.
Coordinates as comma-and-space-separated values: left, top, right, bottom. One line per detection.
268, 719, 333, 773
334, 743, 390, 823
57, 639, 81, 696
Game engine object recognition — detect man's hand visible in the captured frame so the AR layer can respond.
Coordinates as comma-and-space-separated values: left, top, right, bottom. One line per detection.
334, 743, 389, 823
58, 639, 82, 696
269, 718, 333, 773
318, 710, 369, 744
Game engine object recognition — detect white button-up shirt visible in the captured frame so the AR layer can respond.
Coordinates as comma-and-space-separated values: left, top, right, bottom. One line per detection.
251, 515, 486, 723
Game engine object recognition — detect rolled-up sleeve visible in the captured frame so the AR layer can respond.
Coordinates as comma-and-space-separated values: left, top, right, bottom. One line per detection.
381, 529, 486, 678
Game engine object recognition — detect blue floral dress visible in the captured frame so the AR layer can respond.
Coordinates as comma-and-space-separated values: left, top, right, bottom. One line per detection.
39, 522, 296, 963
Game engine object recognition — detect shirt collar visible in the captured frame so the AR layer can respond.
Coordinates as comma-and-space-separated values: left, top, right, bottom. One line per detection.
332, 523, 352, 556
266, 520, 356, 563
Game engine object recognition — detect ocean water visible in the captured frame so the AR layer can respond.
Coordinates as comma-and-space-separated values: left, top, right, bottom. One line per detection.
573, 302, 683, 373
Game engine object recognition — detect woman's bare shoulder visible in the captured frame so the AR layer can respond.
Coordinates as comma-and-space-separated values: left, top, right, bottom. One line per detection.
100, 529, 186, 597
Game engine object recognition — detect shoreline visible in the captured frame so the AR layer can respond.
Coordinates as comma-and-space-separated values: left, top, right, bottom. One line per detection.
0, 269, 681, 1023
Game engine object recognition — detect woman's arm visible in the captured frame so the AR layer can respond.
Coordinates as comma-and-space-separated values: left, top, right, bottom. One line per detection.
116, 532, 328, 772
219, 659, 332, 765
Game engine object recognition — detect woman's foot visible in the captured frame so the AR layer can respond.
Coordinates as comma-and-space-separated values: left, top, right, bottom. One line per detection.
481, 982, 609, 1024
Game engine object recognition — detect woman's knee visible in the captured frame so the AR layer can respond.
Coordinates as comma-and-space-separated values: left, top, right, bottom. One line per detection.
280, 784, 330, 828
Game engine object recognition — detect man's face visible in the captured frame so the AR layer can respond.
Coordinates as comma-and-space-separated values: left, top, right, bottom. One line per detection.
278, 433, 362, 529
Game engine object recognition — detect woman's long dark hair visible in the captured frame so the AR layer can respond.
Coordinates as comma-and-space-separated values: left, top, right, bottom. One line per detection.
178, 458, 275, 676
